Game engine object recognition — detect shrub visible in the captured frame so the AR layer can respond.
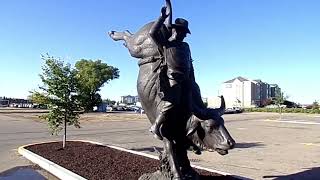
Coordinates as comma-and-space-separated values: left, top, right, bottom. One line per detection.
242, 107, 320, 114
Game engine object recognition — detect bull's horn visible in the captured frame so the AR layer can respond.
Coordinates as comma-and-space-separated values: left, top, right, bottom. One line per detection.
209, 96, 225, 117
218, 96, 226, 115
186, 117, 200, 136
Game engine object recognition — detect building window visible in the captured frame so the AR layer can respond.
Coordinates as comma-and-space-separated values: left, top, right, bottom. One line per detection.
226, 84, 232, 88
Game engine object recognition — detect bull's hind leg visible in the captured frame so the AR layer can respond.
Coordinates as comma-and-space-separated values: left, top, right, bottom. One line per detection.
108, 30, 132, 41
108, 30, 133, 47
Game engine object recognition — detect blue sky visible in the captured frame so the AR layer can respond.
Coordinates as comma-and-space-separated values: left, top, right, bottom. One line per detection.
0, 0, 319, 104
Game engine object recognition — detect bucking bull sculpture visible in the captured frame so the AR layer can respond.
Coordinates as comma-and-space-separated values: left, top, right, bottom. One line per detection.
108, 1, 235, 179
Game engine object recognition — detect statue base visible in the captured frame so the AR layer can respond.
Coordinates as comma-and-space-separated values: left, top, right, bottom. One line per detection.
139, 153, 200, 180
139, 170, 200, 180
138, 170, 171, 180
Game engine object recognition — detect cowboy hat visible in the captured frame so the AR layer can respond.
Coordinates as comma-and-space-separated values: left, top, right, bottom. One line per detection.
172, 18, 191, 34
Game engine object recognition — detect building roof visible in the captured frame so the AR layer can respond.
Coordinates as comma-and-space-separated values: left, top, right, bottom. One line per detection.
224, 76, 249, 83
269, 84, 279, 87
253, 79, 262, 82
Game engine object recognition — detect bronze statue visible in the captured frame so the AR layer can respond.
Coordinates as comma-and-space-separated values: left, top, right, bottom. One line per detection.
108, 0, 235, 179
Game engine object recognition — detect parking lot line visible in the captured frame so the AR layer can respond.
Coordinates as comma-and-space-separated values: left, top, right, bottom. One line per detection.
300, 143, 320, 147
262, 119, 320, 125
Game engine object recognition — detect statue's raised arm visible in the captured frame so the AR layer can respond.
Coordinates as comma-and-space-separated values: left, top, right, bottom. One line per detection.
164, 0, 172, 28
148, 5, 171, 51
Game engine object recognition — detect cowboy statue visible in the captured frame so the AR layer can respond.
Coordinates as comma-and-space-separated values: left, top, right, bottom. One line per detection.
108, 0, 235, 179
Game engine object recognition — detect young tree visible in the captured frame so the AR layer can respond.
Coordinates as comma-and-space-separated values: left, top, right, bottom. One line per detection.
274, 92, 288, 117
31, 54, 81, 149
74, 59, 119, 112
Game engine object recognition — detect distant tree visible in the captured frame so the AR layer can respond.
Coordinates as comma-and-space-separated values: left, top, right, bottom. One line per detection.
274, 92, 288, 115
312, 101, 319, 110
74, 59, 119, 112
31, 54, 81, 149
103, 99, 116, 105
261, 98, 273, 107
283, 100, 297, 108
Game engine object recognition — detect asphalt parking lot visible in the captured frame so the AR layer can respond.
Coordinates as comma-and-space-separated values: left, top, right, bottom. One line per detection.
0, 111, 319, 179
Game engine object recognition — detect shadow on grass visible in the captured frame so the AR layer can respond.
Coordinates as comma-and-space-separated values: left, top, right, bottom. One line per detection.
0, 165, 45, 180
234, 142, 265, 149
263, 167, 320, 180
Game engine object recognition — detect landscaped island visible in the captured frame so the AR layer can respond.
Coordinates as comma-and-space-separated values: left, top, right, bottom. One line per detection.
25, 141, 239, 180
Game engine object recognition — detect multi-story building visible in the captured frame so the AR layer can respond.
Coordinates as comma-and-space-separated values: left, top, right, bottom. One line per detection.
219, 76, 256, 108
269, 84, 281, 98
218, 76, 281, 108
253, 79, 271, 106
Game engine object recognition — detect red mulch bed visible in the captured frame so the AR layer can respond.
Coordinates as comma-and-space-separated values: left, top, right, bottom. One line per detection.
25, 141, 240, 180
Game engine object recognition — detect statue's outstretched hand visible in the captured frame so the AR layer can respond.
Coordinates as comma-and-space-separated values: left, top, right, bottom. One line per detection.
161, 6, 169, 19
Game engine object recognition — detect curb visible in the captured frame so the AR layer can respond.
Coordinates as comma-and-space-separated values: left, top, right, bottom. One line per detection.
18, 144, 86, 180
18, 140, 250, 180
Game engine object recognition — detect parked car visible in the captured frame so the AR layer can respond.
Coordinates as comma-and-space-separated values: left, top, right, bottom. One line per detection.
135, 107, 144, 114
106, 106, 113, 112
225, 107, 243, 114
234, 107, 244, 113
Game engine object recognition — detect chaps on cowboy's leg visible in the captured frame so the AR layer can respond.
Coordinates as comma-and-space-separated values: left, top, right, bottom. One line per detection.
150, 76, 182, 140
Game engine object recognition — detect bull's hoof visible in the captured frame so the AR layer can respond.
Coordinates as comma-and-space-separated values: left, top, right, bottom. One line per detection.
108, 31, 115, 38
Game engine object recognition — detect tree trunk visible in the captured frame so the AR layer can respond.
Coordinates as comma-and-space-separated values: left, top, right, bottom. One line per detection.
63, 113, 67, 149
278, 105, 282, 120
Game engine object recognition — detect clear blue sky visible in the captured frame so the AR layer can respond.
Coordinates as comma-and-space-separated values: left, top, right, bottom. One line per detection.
0, 0, 319, 104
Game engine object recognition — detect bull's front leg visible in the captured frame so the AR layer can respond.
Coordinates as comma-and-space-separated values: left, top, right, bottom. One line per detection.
163, 138, 182, 179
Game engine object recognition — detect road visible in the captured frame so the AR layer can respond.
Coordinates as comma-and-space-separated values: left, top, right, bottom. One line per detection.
0, 112, 319, 179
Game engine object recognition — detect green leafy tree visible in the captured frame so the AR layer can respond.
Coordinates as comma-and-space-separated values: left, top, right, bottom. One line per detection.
103, 98, 116, 105
74, 59, 119, 112
312, 100, 319, 110
31, 54, 81, 148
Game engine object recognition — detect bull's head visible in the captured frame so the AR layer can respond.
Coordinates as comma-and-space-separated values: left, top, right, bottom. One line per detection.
187, 96, 235, 155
